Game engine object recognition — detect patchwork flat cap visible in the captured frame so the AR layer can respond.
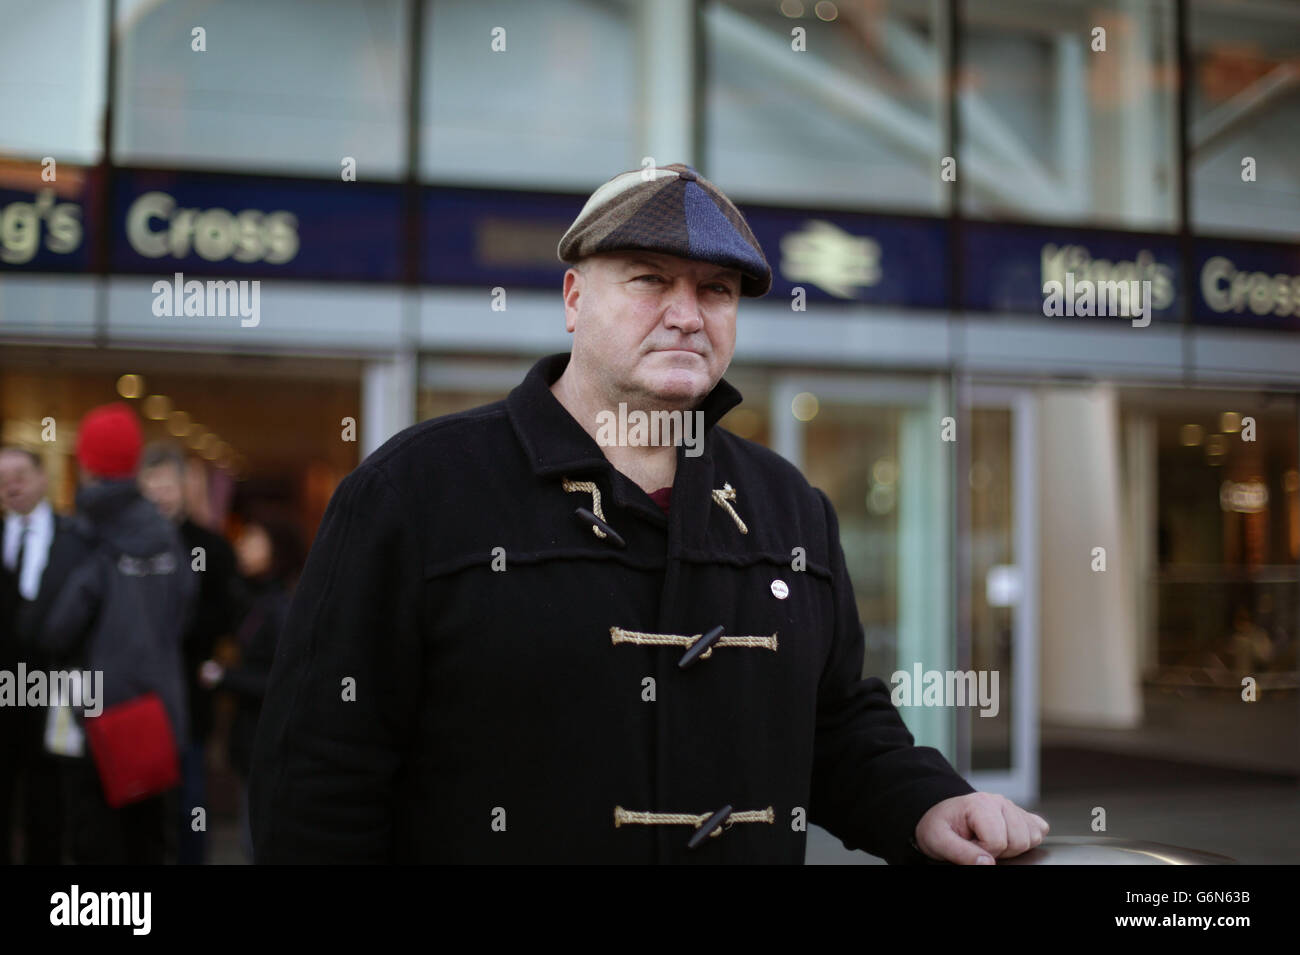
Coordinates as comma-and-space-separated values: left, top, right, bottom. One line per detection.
558, 162, 772, 297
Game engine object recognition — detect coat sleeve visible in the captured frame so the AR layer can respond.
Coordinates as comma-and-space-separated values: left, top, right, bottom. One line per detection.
186, 533, 239, 660
249, 463, 425, 863
218, 596, 285, 700
17, 517, 80, 651
36, 556, 103, 661
807, 489, 975, 864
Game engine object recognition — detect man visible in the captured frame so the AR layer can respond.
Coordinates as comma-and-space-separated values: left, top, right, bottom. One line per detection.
252, 162, 1048, 864
0, 447, 88, 864
39, 403, 194, 864
138, 442, 240, 865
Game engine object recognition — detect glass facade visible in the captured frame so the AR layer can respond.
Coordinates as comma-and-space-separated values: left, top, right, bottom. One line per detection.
0, 350, 361, 546
1189, 0, 1300, 239
0, 0, 108, 165
968, 407, 1014, 771
802, 400, 904, 681
960, 0, 1179, 229
420, 0, 638, 187
114, 0, 409, 176
1140, 392, 1300, 683
2, 0, 1299, 842
703, 0, 945, 211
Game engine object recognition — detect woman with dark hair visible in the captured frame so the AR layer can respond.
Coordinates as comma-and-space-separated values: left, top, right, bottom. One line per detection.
198, 513, 301, 862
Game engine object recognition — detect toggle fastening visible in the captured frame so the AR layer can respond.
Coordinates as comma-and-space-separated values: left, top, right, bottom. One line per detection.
688, 806, 734, 849
575, 507, 626, 548
677, 624, 725, 669
711, 482, 748, 534
564, 477, 625, 545
613, 804, 775, 849
609, 626, 778, 663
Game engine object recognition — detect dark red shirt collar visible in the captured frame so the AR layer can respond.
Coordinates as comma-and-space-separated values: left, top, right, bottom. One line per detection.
647, 486, 672, 514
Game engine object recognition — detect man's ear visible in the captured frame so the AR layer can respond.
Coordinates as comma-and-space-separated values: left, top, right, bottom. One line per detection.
562, 267, 583, 333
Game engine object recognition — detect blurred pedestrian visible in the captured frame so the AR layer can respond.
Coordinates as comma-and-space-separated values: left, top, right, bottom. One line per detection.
199, 513, 300, 862
139, 442, 240, 865
38, 403, 194, 865
0, 447, 89, 863
1228, 606, 1273, 675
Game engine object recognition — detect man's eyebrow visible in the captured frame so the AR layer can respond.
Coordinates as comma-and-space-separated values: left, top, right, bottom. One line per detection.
618, 256, 671, 272
618, 256, 740, 282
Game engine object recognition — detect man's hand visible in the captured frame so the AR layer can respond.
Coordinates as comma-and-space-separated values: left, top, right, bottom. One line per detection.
914, 792, 1048, 864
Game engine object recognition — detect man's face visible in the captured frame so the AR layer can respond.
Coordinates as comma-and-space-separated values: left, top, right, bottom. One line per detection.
562, 250, 741, 408
138, 462, 185, 522
0, 452, 47, 515
236, 523, 273, 579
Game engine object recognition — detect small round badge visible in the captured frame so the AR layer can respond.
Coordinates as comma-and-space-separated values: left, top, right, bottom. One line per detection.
771, 579, 789, 600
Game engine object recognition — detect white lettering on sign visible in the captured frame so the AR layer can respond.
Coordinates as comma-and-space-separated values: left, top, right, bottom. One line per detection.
125, 191, 299, 264
1201, 256, 1300, 319
1040, 243, 1174, 311
0, 189, 83, 265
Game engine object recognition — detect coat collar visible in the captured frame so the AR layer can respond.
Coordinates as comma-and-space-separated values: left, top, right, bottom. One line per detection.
506, 352, 743, 479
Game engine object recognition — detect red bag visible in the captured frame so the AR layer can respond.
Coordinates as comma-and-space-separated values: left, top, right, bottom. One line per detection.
83, 693, 181, 808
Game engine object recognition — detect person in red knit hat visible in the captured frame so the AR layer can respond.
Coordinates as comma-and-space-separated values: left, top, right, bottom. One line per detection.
36, 401, 195, 864
75, 403, 144, 480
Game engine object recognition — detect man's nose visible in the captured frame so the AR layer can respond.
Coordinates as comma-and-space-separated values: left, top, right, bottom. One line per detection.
662, 280, 704, 332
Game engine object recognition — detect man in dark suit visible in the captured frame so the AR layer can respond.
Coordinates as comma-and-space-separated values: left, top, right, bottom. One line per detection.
0, 446, 89, 864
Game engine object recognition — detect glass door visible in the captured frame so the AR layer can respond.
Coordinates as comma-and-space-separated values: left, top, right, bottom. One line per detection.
962, 385, 1039, 806
773, 372, 958, 763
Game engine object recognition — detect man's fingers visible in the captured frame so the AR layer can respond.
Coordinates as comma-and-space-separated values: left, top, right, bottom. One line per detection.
918, 795, 1051, 864
966, 797, 1009, 857
1000, 803, 1033, 857
926, 823, 997, 865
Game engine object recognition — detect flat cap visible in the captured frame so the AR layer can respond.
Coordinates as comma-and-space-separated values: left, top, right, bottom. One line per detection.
557, 162, 772, 297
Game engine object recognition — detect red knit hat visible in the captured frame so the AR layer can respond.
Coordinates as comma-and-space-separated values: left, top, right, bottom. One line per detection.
76, 402, 143, 479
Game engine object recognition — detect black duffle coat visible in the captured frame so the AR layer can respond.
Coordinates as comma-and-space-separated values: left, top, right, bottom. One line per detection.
250, 353, 974, 864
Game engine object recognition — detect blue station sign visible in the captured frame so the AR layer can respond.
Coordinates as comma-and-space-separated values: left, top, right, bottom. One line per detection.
746, 206, 949, 309
111, 169, 405, 282
1192, 238, 1300, 331
961, 221, 1182, 324
2, 164, 1297, 333
0, 170, 96, 272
